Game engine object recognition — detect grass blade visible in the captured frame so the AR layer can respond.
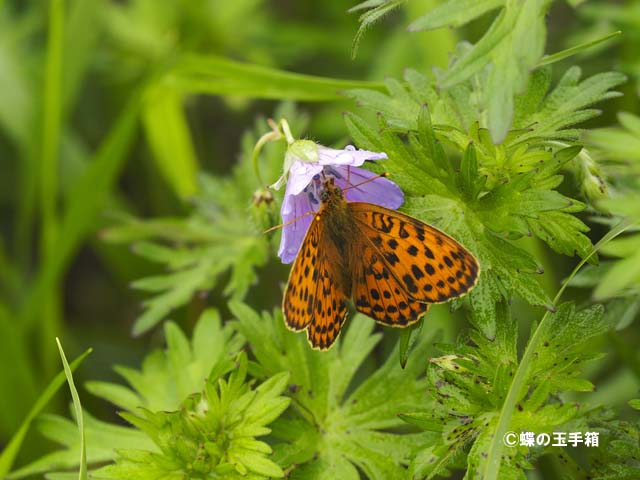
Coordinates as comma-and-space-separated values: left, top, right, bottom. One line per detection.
0, 348, 92, 476
55, 339, 87, 480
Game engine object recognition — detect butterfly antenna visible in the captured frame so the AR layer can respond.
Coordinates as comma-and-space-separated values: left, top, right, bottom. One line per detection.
343, 171, 389, 193
264, 210, 315, 234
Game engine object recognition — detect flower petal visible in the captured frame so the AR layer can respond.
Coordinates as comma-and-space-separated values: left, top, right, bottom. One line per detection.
334, 166, 404, 210
286, 161, 324, 196
278, 181, 317, 264
277, 144, 396, 264
318, 145, 387, 167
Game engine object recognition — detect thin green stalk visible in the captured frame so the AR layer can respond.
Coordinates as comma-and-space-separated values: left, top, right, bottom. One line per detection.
252, 122, 283, 188
41, 0, 64, 259
15, 143, 38, 276
484, 219, 634, 480
536, 31, 622, 68
38, 0, 66, 378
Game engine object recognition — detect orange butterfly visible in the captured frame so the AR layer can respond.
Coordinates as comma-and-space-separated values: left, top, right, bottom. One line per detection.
282, 176, 480, 350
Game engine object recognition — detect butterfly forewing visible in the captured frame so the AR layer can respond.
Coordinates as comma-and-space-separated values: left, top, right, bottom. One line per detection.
349, 203, 480, 304
283, 217, 348, 350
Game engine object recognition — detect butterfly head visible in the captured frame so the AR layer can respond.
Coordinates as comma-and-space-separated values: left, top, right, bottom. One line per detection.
320, 177, 343, 204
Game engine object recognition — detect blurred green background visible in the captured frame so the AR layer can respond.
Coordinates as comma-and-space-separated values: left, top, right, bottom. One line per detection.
0, 0, 638, 472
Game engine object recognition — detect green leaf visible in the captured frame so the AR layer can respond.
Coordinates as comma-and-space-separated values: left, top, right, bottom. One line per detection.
583, 407, 640, 480
403, 302, 610, 479
168, 54, 384, 100
0, 348, 92, 477
231, 302, 436, 478
7, 410, 154, 479
458, 141, 485, 201
93, 353, 290, 480
593, 234, 640, 300
142, 83, 199, 199
470, 222, 633, 479
404, 303, 517, 478
343, 64, 628, 335
433, 0, 548, 143
570, 176, 640, 301
87, 309, 243, 412
128, 251, 226, 336
22, 310, 246, 477
348, 0, 390, 13
514, 67, 626, 142
350, 2, 625, 144
486, 1, 547, 144
349, 0, 406, 59
408, 0, 504, 32
586, 111, 640, 174
346, 65, 625, 146
399, 318, 425, 369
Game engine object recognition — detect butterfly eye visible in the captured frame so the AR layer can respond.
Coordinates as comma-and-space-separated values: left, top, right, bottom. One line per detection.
320, 190, 330, 202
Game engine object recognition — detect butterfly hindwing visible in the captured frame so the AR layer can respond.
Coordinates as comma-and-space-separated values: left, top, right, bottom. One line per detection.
283, 220, 319, 332
306, 248, 349, 350
283, 216, 348, 350
351, 242, 429, 326
349, 203, 480, 304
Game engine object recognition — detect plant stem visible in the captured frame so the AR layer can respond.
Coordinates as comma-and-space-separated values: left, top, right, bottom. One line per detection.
484, 218, 633, 480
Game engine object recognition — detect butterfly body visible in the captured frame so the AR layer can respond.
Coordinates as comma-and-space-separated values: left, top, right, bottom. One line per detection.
316, 181, 357, 285
283, 177, 479, 350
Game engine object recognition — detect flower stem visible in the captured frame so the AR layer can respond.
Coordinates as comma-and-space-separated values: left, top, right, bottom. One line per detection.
252, 119, 284, 188
279, 118, 295, 145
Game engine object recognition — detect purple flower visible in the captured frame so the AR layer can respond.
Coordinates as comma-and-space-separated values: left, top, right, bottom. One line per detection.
274, 144, 404, 264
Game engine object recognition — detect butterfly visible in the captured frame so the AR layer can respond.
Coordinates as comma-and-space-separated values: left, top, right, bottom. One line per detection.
282, 176, 480, 350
